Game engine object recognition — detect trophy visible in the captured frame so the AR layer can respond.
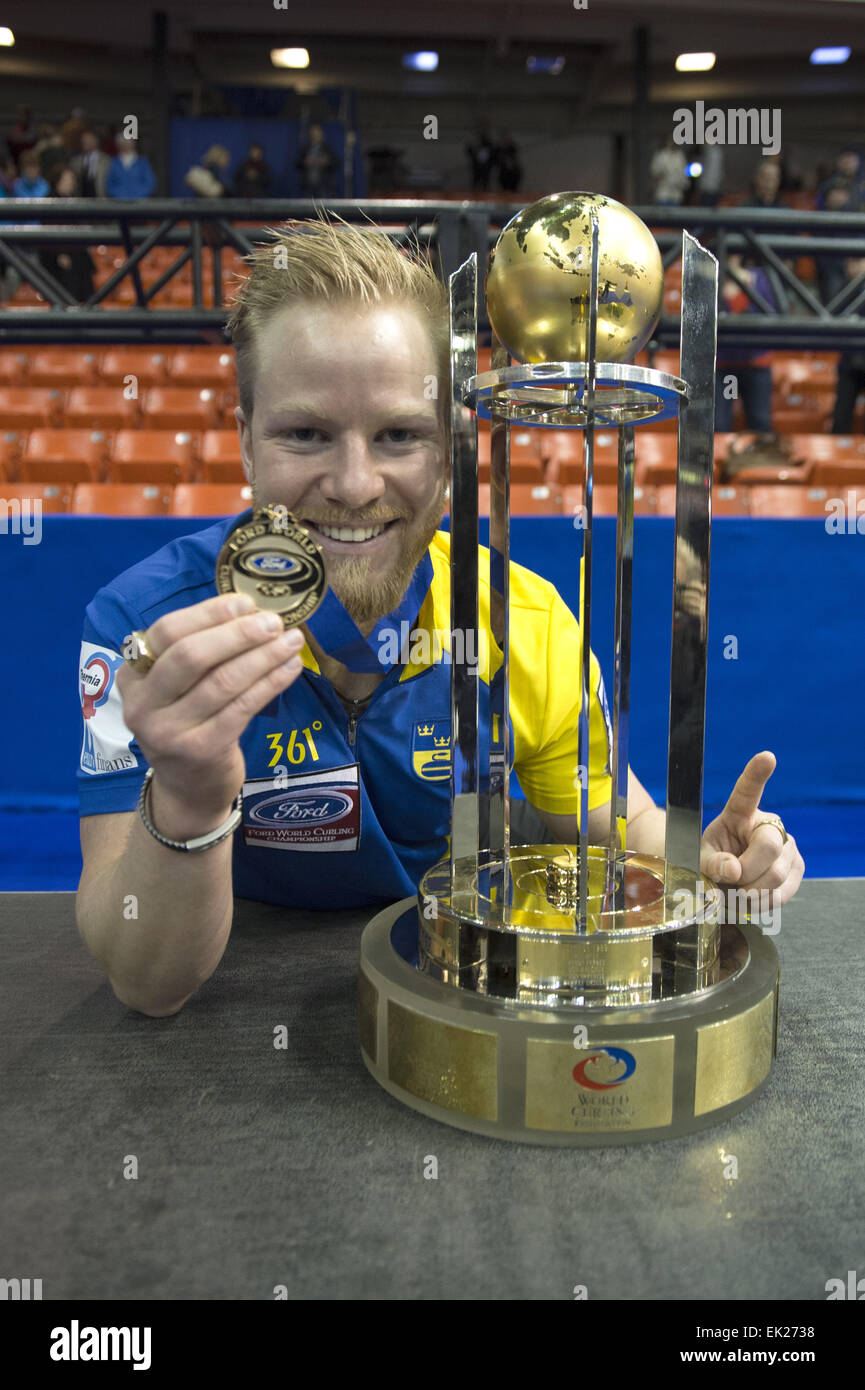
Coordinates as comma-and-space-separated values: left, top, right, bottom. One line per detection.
358, 192, 780, 1145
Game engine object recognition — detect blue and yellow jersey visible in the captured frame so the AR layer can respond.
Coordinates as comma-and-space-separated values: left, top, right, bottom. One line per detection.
77, 516, 614, 909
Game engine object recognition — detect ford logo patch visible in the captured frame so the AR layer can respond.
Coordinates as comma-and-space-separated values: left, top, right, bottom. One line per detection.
249, 790, 354, 826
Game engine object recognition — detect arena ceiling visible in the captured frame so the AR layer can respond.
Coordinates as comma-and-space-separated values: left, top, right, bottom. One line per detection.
0, 0, 863, 103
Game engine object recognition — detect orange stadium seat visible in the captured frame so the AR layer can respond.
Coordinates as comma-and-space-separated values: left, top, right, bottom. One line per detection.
167, 348, 236, 388
139, 387, 220, 431
18, 429, 109, 483
746, 485, 829, 518
0, 431, 25, 476
635, 433, 679, 467
71, 483, 173, 516
218, 390, 240, 428
200, 429, 243, 481
640, 460, 679, 487
63, 386, 140, 430
560, 483, 620, 517
653, 483, 748, 515
788, 432, 865, 464
477, 483, 559, 516
0, 351, 28, 385
548, 459, 619, 486
171, 483, 253, 516
108, 430, 197, 484
772, 391, 832, 434
478, 458, 546, 484
712, 485, 749, 515
653, 485, 678, 517
774, 354, 840, 392
633, 485, 657, 514
477, 427, 542, 467
26, 348, 98, 388
729, 460, 813, 486
809, 460, 865, 486
649, 350, 680, 378
97, 348, 169, 387
541, 429, 619, 473
0, 387, 63, 429
1, 481, 72, 511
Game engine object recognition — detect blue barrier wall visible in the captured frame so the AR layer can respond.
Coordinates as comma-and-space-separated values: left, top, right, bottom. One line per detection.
1, 515, 862, 811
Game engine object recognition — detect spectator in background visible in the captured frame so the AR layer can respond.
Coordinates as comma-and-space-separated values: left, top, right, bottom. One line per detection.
466, 124, 496, 193
496, 132, 522, 193
715, 254, 777, 433
12, 152, 50, 198
34, 125, 67, 184
106, 135, 156, 198
815, 177, 854, 307
0, 146, 16, 195
7, 105, 36, 164
747, 158, 785, 209
650, 134, 687, 205
61, 108, 87, 157
695, 143, 724, 207
831, 257, 865, 433
72, 129, 111, 197
38, 166, 95, 303
234, 143, 272, 198
817, 148, 865, 210
184, 145, 232, 197
295, 123, 339, 198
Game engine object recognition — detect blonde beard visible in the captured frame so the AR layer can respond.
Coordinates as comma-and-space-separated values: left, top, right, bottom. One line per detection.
325, 490, 446, 630
250, 474, 447, 631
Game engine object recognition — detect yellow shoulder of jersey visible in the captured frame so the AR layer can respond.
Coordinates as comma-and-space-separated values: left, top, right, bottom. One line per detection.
426, 530, 613, 815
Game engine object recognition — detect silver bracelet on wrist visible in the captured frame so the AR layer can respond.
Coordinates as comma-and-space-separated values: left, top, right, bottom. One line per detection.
137, 767, 242, 853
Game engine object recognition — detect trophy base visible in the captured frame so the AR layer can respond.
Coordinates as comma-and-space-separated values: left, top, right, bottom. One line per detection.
358, 898, 780, 1147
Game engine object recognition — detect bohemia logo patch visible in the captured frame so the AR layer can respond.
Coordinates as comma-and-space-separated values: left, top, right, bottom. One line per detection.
242, 765, 360, 851
79, 642, 139, 775
572, 1046, 636, 1090
412, 721, 451, 782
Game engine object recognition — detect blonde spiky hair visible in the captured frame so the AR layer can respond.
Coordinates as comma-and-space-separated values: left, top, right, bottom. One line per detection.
225, 209, 450, 420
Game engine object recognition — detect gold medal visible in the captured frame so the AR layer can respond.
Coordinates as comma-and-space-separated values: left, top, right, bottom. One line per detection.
215, 504, 328, 626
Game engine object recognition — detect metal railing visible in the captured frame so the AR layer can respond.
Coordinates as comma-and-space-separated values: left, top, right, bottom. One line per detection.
1, 198, 864, 348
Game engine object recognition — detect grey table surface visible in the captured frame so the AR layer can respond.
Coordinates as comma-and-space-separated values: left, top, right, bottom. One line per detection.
1, 880, 863, 1302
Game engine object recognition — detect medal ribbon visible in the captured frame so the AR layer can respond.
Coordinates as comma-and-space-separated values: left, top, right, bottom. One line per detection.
306, 551, 434, 673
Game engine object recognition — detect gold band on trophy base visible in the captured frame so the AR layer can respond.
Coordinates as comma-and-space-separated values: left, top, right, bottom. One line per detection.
358, 892, 779, 1146
215, 504, 327, 626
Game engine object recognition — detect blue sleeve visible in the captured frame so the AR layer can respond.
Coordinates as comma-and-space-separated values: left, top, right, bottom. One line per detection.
77, 586, 151, 817
105, 161, 120, 198
137, 161, 156, 197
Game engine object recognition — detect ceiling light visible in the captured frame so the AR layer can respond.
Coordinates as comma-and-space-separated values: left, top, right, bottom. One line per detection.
402, 51, 438, 71
271, 48, 310, 69
675, 52, 716, 72
810, 47, 851, 64
526, 56, 565, 75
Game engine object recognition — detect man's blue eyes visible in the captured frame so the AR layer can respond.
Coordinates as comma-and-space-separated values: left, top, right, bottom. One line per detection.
282, 429, 417, 442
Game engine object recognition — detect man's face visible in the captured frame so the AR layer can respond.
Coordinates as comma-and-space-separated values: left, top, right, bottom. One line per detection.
237, 300, 447, 632
838, 152, 858, 179
81, 132, 98, 153
755, 164, 780, 199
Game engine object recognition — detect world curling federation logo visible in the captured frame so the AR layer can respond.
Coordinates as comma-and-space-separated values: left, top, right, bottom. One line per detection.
573, 1046, 636, 1090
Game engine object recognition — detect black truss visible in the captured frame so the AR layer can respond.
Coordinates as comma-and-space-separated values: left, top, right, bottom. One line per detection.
0, 198, 863, 349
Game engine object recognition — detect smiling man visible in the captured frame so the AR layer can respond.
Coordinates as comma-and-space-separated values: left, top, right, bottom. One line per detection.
75, 216, 804, 1017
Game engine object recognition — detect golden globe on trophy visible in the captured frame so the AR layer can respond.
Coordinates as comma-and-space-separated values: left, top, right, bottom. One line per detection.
358, 192, 780, 1145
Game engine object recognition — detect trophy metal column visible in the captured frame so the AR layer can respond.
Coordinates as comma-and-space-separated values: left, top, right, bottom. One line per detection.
358, 193, 780, 1145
